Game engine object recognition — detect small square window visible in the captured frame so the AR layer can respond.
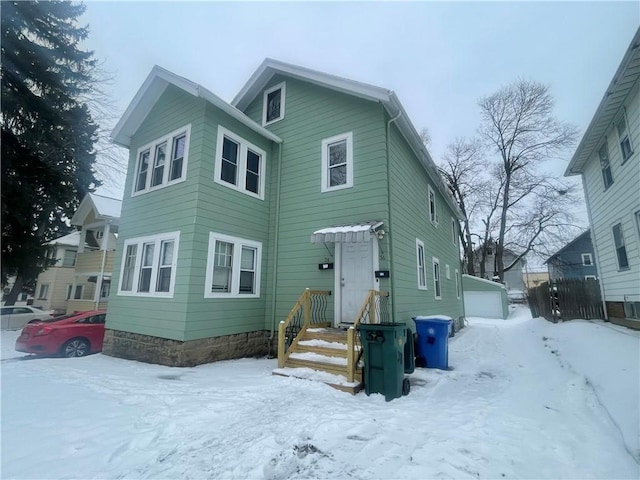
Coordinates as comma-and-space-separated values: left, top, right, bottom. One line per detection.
262, 82, 286, 126
581, 253, 593, 267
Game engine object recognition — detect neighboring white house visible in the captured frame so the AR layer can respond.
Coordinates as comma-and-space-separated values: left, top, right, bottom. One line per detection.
472, 243, 527, 293
34, 232, 82, 314
565, 27, 640, 329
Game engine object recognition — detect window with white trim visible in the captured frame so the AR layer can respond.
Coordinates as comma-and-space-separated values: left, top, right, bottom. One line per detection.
612, 223, 629, 270
215, 126, 266, 199
118, 232, 179, 297
451, 218, 457, 246
616, 110, 633, 163
38, 284, 49, 300
321, 132, 353, 192
598, 141, 613, 189
65, 284, 83, 300
585, 275, 597, 281
262, 82, 286, 126
455, 269, 461, 299
205, 233, 262, 298
581, 253, 593, 267
132, 125, 190, 195
428, 186, 438, 225
446, 264, 451, 279
416, 239, 427, 290
433, 258, 441, 299
62, 249, 77, 267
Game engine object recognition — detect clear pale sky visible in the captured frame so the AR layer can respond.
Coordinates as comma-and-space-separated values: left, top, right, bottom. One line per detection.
83, 0, 639, 222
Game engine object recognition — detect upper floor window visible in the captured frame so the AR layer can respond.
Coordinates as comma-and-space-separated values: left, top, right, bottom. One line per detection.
612, 222, 629, 270
321, 132, 353, 192
215, 126, 266, 199
416, 239, 427, 290
262, 82, 286, 126
205, 232, 262, 298
581, 253, 593, 267
133, 125, 190, 196
616, 110, 633, 163
38, 284, 49, 300
428, 186, 438, 226
451, 217, 458, 246
598, 141, 613, 190
118, 231, 179, 297
62, 249, 77, 267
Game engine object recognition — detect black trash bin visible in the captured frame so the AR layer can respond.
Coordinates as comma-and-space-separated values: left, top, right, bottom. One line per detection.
358, 323, 411, 401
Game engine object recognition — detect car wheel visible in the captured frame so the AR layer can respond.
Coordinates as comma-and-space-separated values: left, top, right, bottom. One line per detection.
62, 338, 90, 358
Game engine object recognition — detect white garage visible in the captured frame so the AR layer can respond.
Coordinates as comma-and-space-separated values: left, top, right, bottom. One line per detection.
462, 275, 509, 319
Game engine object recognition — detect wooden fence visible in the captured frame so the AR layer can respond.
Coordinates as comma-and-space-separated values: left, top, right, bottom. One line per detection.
528, 279, 604, 322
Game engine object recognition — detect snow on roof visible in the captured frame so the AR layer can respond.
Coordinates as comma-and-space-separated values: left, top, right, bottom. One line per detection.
311, 221, 383, 244
46, 231, 81, 247
89, 193, 122, 219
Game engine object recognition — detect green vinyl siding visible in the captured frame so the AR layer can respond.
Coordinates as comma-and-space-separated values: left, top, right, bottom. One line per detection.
244, 76, 389, 326
387, 121, 463, 326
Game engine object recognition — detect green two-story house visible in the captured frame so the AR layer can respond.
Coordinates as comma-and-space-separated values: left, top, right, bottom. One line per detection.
105, 60, 464, 372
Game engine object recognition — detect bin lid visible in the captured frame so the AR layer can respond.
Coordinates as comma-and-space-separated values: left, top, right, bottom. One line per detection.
412, 315, 453, 324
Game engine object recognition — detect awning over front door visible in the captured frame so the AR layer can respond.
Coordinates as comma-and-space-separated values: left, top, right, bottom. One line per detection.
310, 221, 383, 244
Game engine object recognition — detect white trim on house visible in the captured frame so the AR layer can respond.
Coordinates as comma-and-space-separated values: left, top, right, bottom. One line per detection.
416, 239, 427, 290
117, 231, 180, 298
131, 125, 191, 197
446, 264, 451, 280
585, 275, 597, 280
455, 268, 461, 299
214, 126, 267, 200
451, 217, 457, 246
204, 232, 262, 298
581, 253, 593, 266
428, 185, 438, 226
262, 82, 286, 126
433, 257, 442, 300
321, 132, 353, 193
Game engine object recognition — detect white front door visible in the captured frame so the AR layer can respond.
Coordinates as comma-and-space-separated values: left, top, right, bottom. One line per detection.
338, 240, 375, 324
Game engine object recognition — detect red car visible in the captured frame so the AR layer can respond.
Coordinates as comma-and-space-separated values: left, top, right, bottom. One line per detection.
15, 310, 107, 358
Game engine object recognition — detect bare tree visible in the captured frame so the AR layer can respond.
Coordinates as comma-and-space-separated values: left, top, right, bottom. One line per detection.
477, 79, 578, 281
438, 137, 487, 275
418, 127, 432, 149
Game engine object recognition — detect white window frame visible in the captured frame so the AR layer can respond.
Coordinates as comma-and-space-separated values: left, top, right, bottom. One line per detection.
455, 268, 461, 299
612, 222, 629, 271
616, 109, 633, 164
433, 257, 442, 300
62, 249, 77, 267
321, 132, 354, 193
117, 231, 180, 298
585, 275, 597, 281
214, 126, 267, 200
38, 284, 49, 300
446, 264, 451, 279
131, 125, 191, 196
262, 82, 286, 126
416, 239, 427, 290
581, 253, 593, 267
598, 140, 614, 190
428, 185, 438, 226
205, 232, 262, 298
451, 217, 458, 246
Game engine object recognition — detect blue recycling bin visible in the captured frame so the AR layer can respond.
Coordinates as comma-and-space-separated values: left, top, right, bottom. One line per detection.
413, 316, 452, 370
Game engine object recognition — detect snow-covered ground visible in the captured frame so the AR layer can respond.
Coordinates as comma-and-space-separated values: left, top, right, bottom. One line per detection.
1, 307, 638, 479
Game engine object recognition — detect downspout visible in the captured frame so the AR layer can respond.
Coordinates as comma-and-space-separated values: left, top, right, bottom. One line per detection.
385, 109, 402, 323
269, 141, 284, 350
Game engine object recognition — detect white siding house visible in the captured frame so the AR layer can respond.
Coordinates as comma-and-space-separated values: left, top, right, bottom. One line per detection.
565, 28, 640, 329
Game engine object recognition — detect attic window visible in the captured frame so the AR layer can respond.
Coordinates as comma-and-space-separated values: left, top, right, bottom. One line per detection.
262, 82, 285, 126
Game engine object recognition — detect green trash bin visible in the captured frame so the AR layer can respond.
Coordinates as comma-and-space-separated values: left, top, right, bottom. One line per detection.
358, 323, 411, 401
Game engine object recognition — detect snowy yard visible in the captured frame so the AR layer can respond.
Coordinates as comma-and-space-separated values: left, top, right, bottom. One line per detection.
1, 307, 638, 479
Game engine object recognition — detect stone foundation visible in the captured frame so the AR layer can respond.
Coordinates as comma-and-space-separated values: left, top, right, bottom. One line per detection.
102, 329, 275, 367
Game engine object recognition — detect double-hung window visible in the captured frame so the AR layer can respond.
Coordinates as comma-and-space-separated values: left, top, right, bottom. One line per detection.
455, 269, 461, 299
205, 233, 262, 298
215, 127, 266, 199
428, 186, 438, 225
616, 110, 633, 163
433, 257, 442, 299
598, 141, 614, 189
262, 82, 286, 126
581, 253, 593, 267
451, 217, 458, 246
133, 125, 190, 195
416, 239, 427, 290
118, 232, 179, 297
612, 223, 629, 270
321, 132, 353, 192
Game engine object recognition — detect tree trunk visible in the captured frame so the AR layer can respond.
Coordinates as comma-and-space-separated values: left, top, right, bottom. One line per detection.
496, 171, 511, 281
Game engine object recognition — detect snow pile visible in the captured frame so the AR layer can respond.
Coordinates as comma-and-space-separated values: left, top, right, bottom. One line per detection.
1, 308, 638, 479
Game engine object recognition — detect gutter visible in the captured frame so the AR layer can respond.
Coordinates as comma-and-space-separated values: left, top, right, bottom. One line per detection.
385, 108, 402, 324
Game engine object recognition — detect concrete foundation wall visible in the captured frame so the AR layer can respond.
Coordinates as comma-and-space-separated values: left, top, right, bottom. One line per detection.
102, 329, 272, 367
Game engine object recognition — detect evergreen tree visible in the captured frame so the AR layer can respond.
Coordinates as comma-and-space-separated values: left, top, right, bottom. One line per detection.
1, 1, 100, 305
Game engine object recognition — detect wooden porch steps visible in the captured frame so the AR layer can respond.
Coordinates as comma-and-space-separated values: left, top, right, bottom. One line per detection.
273, 327, 363, 394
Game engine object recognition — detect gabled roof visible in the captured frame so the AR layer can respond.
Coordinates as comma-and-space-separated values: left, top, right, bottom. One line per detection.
46, 231, 81, 247
565, 28, 640, 176
233, 58, 463, 219
111, 65, 282, 148
544, 230, 591, 264
71, 193, 122, 227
